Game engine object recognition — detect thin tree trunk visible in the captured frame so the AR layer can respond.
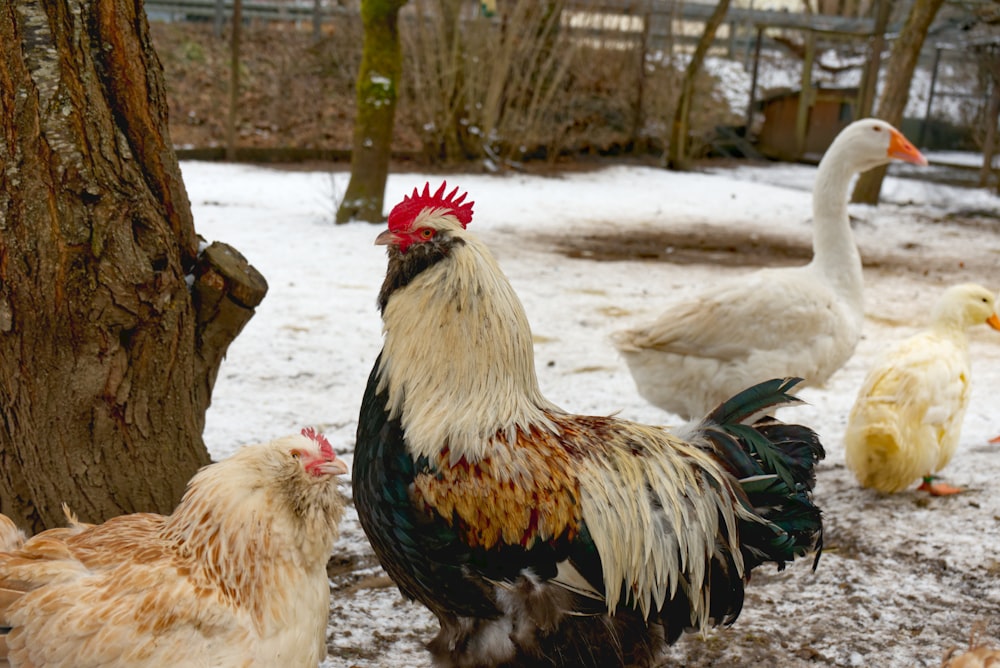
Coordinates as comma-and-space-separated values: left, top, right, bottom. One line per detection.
336, 0, 408, 223
856, 0, 891, 119
667, 0, 731, 170
851, 0, 944, 204
630, 5, 652, 150
439, 0, 469, 161
979, 51, 1000, 190
0, 0, 266, 534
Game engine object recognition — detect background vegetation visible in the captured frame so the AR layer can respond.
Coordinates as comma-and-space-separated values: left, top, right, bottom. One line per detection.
151, 5, 741, 166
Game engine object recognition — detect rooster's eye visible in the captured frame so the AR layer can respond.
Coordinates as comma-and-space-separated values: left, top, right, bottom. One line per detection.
419, 228, 435, 240
290, 450, 302, 460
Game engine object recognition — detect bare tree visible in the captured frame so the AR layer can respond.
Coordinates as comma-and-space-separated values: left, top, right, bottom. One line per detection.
978, 46, 1000, 191
856, 0, 892, 118
851, 0, 945, 204
336, 0, 409, 223
667, 0, 731, 170
0, 0, 266, 534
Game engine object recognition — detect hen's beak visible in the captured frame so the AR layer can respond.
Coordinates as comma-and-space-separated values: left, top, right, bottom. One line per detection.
325, 458, 349, 476
888, 129, 928, 166
307, 456, 349, 477
987, 313, 1000, 331
375, 229, 398, 246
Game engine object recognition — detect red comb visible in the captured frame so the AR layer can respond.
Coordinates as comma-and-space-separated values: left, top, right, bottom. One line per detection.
387, 181, 474, 232
301, 427, 335, 458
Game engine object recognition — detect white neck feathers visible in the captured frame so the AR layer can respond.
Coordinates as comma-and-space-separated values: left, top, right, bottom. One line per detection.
378, 234, 559, 463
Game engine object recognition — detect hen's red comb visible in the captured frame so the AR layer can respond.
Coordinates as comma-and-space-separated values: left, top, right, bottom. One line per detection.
387, 182, 474, 232
301, 427, 335, 458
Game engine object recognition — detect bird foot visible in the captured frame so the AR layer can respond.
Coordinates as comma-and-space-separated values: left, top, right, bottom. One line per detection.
917, 479, 963, 496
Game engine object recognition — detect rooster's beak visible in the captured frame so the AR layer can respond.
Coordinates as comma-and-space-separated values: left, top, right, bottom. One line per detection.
375, 230, 398, 246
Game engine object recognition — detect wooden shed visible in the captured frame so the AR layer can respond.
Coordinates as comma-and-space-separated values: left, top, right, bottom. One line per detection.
756, 86, 859, 162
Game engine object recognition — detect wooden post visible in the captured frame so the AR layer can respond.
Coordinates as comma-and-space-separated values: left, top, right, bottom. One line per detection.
980, 72, 1000, 189
744, 25, 763, 136
213, 0, 225, 39
918, 47, 942, 147
795, 29, 815, 158
226, 0, 242, 161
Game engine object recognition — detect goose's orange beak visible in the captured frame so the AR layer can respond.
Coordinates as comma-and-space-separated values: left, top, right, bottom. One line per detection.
888, 129, 928, 166
987, 312, 1000, 331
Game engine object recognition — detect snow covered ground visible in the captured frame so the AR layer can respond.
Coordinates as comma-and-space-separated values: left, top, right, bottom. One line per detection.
185, 157, 1000, 667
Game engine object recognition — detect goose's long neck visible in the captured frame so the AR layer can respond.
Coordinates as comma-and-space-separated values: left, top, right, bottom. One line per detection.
809, 146, 864, 301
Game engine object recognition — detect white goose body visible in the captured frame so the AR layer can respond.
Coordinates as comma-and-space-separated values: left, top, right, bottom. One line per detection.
845, 283, 1000, 494
613, 119, 927, 420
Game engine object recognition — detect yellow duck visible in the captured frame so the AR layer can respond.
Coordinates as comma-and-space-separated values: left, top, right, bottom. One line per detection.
845, 283, 1000, 495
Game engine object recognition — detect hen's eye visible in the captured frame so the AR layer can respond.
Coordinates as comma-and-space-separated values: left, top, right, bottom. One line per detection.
290, 450, 302, 460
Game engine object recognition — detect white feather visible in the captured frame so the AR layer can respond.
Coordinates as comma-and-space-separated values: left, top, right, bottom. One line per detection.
612, 119, 926, 419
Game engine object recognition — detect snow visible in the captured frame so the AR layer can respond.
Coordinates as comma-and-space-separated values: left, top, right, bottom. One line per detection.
183, 158, 1000, 667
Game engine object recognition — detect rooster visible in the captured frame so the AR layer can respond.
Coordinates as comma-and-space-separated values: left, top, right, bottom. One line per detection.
354, 183, 826, 667
0, 429, 348, 668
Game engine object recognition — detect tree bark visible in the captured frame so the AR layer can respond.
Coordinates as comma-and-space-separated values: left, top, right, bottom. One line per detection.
0, 0, 267, 534
978, 49, 1000, 191
666, 0, 731, 170
851, 0, 944, 204
856, 0, 891, 119
336, 0, 408, 223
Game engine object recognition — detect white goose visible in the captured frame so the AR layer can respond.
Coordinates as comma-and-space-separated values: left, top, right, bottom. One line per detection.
612, 118, 928, 420
844, 282, 1000, 496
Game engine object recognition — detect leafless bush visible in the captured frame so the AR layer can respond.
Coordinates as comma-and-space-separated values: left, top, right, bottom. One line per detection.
154, 9, 742, 164
400, 0, 651, 165
398, 1, 743, 166
154, 19, 368, 150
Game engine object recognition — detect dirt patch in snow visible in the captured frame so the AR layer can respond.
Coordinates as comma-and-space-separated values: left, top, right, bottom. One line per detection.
540, 212, 998, 288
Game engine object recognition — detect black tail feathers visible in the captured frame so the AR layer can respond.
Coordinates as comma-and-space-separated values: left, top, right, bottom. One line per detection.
700, 377, 825, 572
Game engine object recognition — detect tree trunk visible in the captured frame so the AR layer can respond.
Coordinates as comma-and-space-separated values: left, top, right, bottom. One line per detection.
0, 0, 267, 534
851, 0, 944, 204
978, 49, 1000, 191
856, 0, 891, 119
630, 4, 652, 150
667, 0, 731, 170
336, 0, 408, 223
